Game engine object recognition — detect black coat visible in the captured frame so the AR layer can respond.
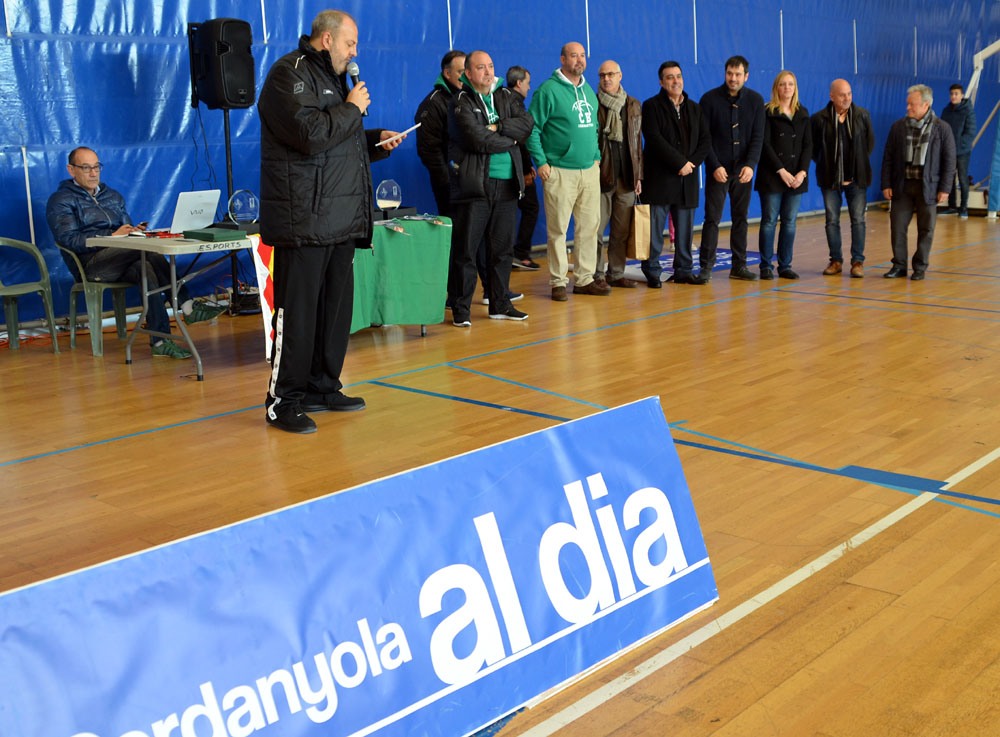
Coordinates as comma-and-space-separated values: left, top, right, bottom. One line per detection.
755, 105, 812, 194
940, 99, 977, 157
414, 79, 459, 191
641, 89, 710, 207
257, 36, 389, 249
811, 101, 874, 189
447, 84, 534, 203
880, 115, 956, 204
699, 83, 765, 171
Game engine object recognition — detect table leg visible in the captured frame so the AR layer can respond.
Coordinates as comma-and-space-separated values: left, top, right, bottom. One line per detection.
168, 256, 204, 380
421, 324, 427, 337
125, 251, 151, 365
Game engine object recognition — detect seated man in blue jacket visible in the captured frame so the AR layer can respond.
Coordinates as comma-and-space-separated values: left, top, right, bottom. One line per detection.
46, 147, 224, 358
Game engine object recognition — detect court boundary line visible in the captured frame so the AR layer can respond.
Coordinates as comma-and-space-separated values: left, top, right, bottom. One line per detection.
508, 446, 1000, 737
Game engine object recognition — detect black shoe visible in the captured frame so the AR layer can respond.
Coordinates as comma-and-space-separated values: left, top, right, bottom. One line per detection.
452, 311, 471, 327
910, 271, 926, 281
884, 267, 907, 278
760, 268, 774, 280
729, 266, 758, 281
698, 270, 712, 282
488, 305, 528, 321
266, 404, 317, 434
778, 269, 800, 280
302, 391, 366, 413
675, 273, 710, 285
646, 279, 662, 289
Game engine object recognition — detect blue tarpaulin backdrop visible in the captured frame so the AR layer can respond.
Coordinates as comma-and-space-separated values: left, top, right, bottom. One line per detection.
2, 0, 1000, 322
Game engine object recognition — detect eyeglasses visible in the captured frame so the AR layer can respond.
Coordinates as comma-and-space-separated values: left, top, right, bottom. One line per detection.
71, 163, 103, 173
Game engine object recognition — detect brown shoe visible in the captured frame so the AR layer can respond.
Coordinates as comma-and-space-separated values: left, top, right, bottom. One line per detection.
551, 286, 568, 301
573, 279, 612, 296
606, 277, 638, 288
822, 260, 843, 275
850, 261, 864, 278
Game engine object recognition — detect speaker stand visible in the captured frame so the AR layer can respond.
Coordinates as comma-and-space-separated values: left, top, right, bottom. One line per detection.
220, 108, 256, 315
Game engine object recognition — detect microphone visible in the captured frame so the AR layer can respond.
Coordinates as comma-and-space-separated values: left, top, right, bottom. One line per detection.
346, 61, 368, 117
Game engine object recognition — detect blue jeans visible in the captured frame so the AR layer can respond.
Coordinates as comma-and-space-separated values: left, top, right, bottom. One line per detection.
645, 204, 693, 282
758, 191, 803, 272
821, 183, 867, 264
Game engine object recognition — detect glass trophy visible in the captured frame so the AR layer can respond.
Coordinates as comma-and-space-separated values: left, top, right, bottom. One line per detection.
375, 179, 402, 211
228, 189, 260, 224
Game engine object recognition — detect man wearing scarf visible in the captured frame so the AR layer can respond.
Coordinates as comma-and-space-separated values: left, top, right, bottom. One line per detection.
881, 84, 956, 281
595, 60, 643, 288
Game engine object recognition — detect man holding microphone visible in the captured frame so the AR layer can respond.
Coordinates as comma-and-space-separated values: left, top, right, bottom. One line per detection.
258, 9, 403, 434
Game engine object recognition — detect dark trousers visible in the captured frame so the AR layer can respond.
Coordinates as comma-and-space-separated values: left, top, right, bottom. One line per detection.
514, 180, 539, 260
646, 205, 693, 281
84, 247, 191, 345
450, 178, 518, 319
437, 180, 490, 304
268, 243, 355, 408
890, 179, 937, 273
701, 170, 752, 271
949, 154, 970, 212
822, 183, 867, 264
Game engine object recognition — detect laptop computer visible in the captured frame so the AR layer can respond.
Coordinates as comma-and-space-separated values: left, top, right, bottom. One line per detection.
150, 190, 221, 234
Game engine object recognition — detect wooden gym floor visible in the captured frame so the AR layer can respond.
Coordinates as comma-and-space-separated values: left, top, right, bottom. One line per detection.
2, 209, 1000, 736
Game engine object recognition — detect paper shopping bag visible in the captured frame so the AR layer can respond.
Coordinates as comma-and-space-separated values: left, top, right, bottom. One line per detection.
627, 202, 651, 260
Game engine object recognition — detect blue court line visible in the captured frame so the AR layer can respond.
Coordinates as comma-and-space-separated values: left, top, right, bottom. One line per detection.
762, 292, 1000, 323
928, 270, 1000, 279
367, 372, 1000, 516
785, 285, 1000, 307
774, 289, 1000, 315
368, 381, 570, 421
0, 405, 262, 467
447, 364, 610, 410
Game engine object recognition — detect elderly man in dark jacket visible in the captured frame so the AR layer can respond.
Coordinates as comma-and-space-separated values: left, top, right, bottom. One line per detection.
447, 50, 534, 325
595, 59, 642, 288
699, 55, 765, 281
941, 83, 977, 217
642, 61, 710, 286
258, 9, 402, 434
881, 84, 956, 281
812, 79, 874, 278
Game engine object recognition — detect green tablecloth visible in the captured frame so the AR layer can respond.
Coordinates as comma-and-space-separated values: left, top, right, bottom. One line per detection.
351, 217, 451, 333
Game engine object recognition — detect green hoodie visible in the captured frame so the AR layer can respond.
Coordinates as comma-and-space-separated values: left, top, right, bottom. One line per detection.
459, 72, 514, 180
526, 69, 600, 170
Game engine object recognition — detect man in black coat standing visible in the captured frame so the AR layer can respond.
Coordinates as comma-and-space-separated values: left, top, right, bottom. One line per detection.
641, 61, 711, 286
940, 83, 977, 218
448, 50, 535, 325
812, 79, 875, 278
415, 49, 466, 217
699, 55, 765, 281
881, 84, 956, 281
258, 9, 403, 434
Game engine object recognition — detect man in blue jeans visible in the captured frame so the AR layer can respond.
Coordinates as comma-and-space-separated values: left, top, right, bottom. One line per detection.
811, 79, 874, 278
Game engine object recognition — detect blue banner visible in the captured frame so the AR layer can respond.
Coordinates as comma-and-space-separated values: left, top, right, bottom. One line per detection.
0, 397, 717, 737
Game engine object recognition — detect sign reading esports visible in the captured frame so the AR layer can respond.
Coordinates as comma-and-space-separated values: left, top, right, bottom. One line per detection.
0, 398, 718, 737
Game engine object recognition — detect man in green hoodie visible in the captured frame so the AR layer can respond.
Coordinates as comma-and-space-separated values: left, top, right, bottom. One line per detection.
526, 42, 609, 301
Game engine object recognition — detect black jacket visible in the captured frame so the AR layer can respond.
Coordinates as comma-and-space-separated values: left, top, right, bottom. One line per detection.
447, 83, 534, 203
880, 114, 956, 204
641, 90, 710, 207
811, 101, 874, 189
46, 180, 132, 275
257, 36, 389, 249
940, 99, 976, 157
415, 76, 461, 192
699, 83, 765, 172
755, 105, 812, 194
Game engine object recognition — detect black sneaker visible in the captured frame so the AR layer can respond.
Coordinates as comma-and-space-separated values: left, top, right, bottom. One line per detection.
489, 306, 528, 321
453, 312, 471, 327
302, 392, 366, 413
760, 268, 774, 280
778, 268, 800, 280
730, 266, 758, 281
512, 258, 541, 270
266, 404, 317, 434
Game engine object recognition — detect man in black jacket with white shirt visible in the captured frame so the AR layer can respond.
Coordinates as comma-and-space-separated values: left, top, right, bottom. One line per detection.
258, 9, 402, 434
448, 50, 534, 326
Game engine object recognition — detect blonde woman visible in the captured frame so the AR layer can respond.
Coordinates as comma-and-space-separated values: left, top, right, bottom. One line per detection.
754, 71, 812, 279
